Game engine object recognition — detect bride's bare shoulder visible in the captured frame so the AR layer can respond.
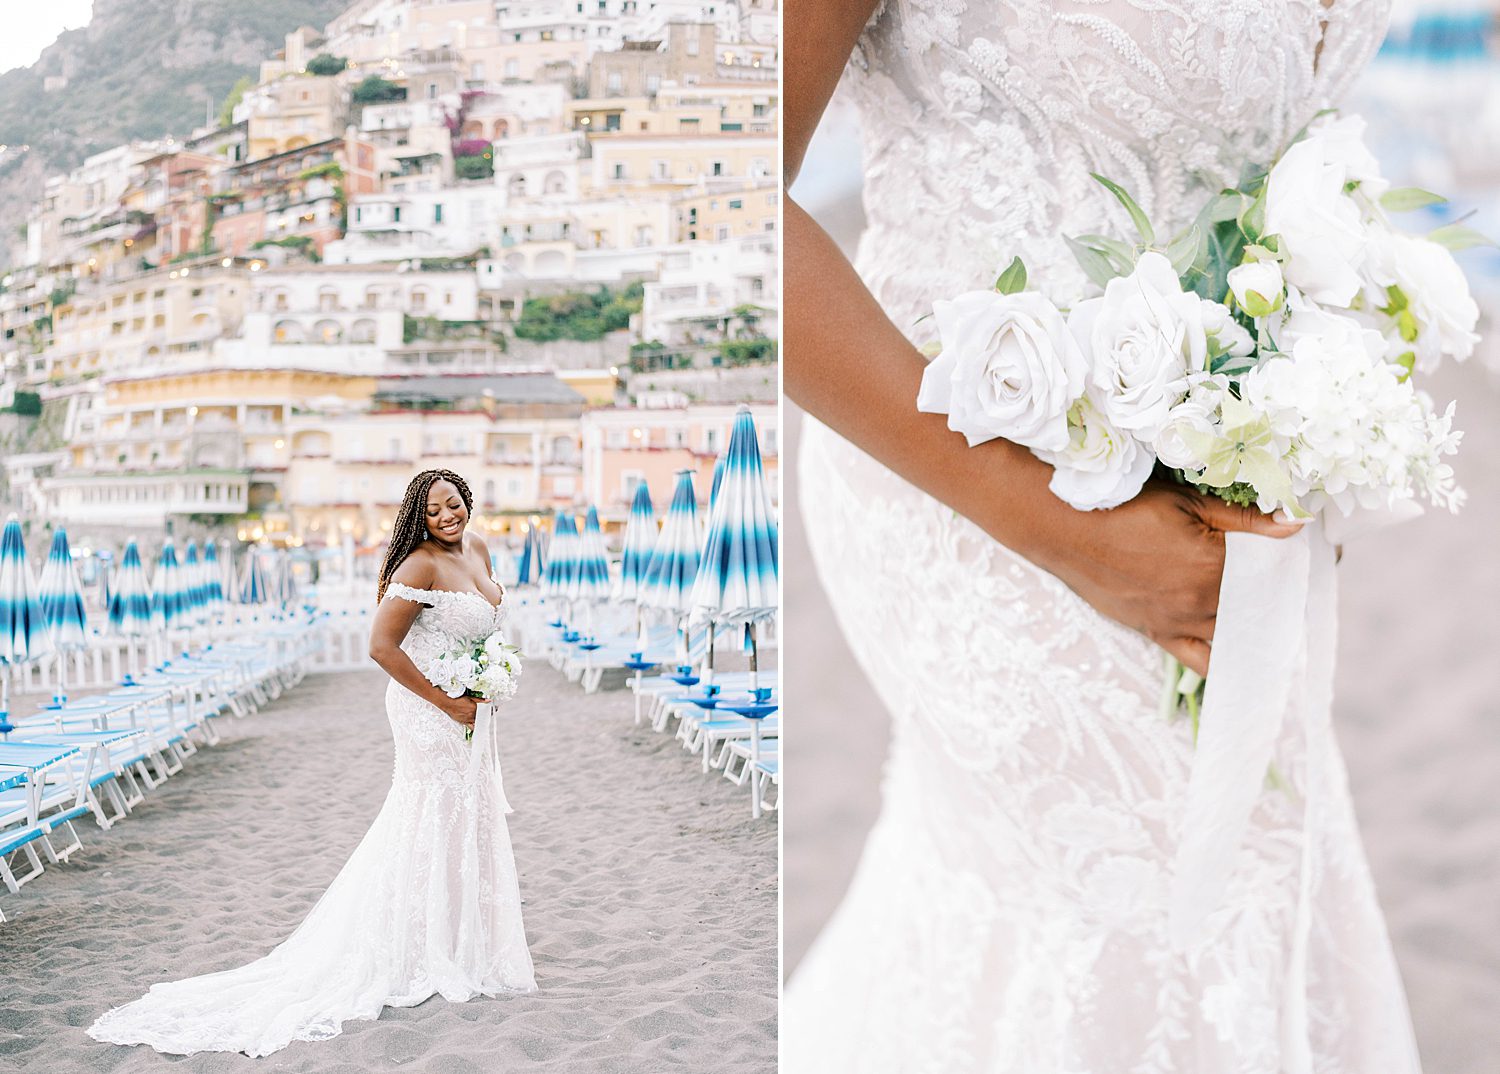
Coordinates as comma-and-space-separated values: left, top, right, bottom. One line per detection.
390, 550, 437, 590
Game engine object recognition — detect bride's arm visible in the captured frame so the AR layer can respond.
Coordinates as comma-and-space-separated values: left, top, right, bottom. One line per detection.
368, 557, 479, 727
785, 0, 1302, 676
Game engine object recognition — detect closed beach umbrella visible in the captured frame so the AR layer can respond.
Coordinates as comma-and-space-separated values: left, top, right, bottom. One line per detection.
151, 539, 191, 631
39, 528, 88, 705
544, 512, 578, 600
108, 540, 154, 637
641, 470, 701, 620
568, 506, 611, 605
0, 516, 55, 735
616, 482, 656, 603
515, 527, 540, 586
182, 540, 205, 625
239, 547, 270, 605
690, 407, 779, 684
203, 540, 226, 618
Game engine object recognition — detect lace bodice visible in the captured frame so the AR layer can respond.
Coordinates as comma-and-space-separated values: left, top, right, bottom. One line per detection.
843, 0, 1391, 324
384, 582, 506, 679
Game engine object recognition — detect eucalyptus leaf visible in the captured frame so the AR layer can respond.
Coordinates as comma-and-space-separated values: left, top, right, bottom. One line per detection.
1090, 173, 1155, 245
1428, 223, 1497, 251
1237, 184, 1267, 240
1074, 233, 1137, 266
994, 255, 1028, 295
1065, 235, 1122, 288
1380, 187, 1447, 213
1166, 224, 1204, 275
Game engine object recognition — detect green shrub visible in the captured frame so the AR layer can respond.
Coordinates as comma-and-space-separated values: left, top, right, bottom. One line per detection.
7, 391, 42, 416
305, 54, 347, 77
352, 76, 405, 104
513, 284, 643, 342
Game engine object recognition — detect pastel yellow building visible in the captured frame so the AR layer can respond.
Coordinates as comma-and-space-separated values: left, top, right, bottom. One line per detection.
585, 132, 775, 192
247, 75, 345, 162
671, 181, 777, 242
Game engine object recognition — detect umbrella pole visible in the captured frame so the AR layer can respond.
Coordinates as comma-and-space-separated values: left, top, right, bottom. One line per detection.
0, 668, 11, 738
749, 624, 759, 693
53, 650, 66, 707
704, 622, 716, 687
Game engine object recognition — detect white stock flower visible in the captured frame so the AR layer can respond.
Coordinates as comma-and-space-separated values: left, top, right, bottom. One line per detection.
1071, 252, 1204, 442
1264, 116, 1386, 307
917, 289, 1087, 453
1154, 374, 1232, 471
1039, 393, 1157, 511
1363, 228, 1480, 372
1242, 327, 1462, 516
1226, 260, 1285, 317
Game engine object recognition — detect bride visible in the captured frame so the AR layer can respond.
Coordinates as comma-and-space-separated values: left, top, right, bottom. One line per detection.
88, 468, 536, 1057
784, 1, 1423, 1071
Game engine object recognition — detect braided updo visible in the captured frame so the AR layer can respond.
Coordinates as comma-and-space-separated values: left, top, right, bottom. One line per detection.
375, 468, 474, 604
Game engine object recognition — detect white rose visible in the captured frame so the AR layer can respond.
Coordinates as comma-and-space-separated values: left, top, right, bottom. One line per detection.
1038, 393, 1157, 511
1226, 260, 1285, 317
917, 289, 1088, 453
1071, 252, 1203, 442
1363, 229, 1479, 372
1264, 119, 1382, 307
1267, 286, 1381, 356
1155, 374, 1231, 471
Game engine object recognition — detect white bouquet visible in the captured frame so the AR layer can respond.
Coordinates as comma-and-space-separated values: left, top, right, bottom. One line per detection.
427, 630, 523, 741
918, 113, 1486, 951
919, 112, 1475, 527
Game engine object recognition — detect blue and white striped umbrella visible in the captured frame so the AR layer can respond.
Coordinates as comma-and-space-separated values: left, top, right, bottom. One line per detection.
0, 516, 54, 666
204, 540, 228, 614
616, 482, 656, 602
108, 540, 154, 636
569, 506, 611, 604
515, 526, 541, 586
640, 470, 701, 617
239, 547, 270, 605
181, 540, 206, 625
543, 513, 578, 599
151, 539, 192, 630
39, 528, 88, 650
690, 406, 779, 626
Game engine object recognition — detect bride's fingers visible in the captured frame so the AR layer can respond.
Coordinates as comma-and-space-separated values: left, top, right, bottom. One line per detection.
1159, 635, 1211, 678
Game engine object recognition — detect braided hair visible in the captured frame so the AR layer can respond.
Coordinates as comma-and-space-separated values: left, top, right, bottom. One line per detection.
376, 468, 474, 604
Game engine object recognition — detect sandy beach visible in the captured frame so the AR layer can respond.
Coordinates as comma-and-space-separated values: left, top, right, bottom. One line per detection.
0, 660, 777, 1073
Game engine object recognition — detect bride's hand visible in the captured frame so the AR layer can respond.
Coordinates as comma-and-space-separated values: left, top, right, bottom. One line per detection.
441, 694, 479, 728
1035, 481, 1306, 678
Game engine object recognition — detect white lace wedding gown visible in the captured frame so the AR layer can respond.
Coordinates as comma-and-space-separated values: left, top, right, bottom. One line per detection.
88, 583, 536, 1057
787, 2, 1424, 1071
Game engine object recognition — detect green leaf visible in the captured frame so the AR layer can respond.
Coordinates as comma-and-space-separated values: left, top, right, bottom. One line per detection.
1242, 243, 1282, 262
1166, 224, 1204, 275
1090, 173, 1155, 245
1241, 290, 1279, 318
1065, 235, 1124, 288
1205, 191, 1247, 224
1209, 353, 1256, 377
1380, 187, 1447, 213
994, 255, 1028, 295
1074, 233, 1137, 269
1428, 223, 1497, 251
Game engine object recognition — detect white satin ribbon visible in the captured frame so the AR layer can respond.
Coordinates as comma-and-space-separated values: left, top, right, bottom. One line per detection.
465, 701, 513, 814
1167, 522, 1339, 1074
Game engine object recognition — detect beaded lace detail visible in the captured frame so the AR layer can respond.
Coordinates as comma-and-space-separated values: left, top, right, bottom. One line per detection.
87, 581, 533, 1057
786, 2, 1425, 1071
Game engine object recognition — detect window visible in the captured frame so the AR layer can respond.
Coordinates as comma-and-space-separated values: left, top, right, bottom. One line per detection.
426, 83, 438, 100
645, 74, 661, 95
612, 163, 626, 180
753, 103, 767, 117
410, 288, 427, 311
621, 470, 645, 498
679, 117, 700, 132
711, 160, 725, 177
393, 206, 402, 222
606, 71, 623, 94
434, 203, 443, 223
716, 225, 730, 241
652, 159, 669, 180
505, 58, 520, 77
729, 198, 743, 209
686, 35, 700, 56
